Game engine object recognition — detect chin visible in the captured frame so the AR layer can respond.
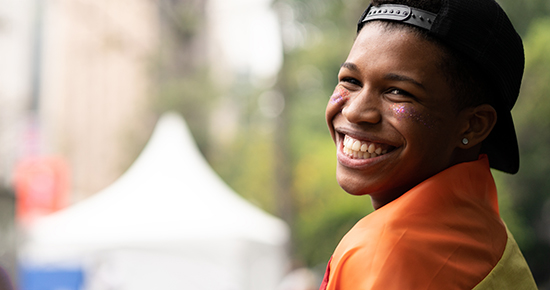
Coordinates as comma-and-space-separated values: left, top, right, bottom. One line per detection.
336, 171, 371, 196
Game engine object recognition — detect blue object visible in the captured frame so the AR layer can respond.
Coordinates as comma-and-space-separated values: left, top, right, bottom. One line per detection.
19, 266, 84, 290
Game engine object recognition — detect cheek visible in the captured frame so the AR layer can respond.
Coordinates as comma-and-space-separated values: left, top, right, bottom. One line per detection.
326, 86, 351, 140
329, 86, 350, 105
389, 103, 437, 130
326, 86, 350, 120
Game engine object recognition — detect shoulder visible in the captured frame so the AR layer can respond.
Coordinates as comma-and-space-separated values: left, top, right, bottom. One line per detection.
327, 202, 507, 290
472, 228, 538, 290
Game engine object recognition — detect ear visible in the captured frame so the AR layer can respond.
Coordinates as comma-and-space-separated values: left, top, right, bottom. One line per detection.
459, 104, 497, 149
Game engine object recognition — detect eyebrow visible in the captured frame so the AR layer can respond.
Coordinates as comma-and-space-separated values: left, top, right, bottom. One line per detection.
340, 62, 360, 72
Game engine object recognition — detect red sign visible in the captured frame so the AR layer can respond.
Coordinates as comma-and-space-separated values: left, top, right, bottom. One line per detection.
13, 156, 70, 225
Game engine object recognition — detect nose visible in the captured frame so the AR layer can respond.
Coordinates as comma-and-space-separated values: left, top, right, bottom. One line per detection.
342, 90, 381, 124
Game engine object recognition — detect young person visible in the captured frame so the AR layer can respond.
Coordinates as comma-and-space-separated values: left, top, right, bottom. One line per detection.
320, 0, 538, 289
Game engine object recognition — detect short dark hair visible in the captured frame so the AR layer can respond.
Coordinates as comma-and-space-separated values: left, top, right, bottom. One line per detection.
361, 0, 492, 111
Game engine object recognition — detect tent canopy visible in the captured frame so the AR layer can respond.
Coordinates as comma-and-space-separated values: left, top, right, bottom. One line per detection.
22, 112, 289, 263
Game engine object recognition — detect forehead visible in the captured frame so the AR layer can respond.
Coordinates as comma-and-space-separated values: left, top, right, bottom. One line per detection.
346, 22, 447, 77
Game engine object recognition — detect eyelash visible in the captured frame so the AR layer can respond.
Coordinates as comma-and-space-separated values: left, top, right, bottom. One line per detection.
388, 88, 410, 96
340, 77, 361, 87
386, 88, 416, 102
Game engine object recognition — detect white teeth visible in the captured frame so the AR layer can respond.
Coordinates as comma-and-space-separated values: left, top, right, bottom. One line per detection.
342, 135, 390, 159
344, 136, 352, 148
352, 141, 361, 151
368, 143, 375, 153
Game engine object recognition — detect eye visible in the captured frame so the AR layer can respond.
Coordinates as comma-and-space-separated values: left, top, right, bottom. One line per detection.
339, 77, 362, 87
388, 88, 409, 95
386, 88, 416, 102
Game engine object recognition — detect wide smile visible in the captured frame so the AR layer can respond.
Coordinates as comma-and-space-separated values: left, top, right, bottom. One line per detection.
334, 130, 399, 167
342, 135, 395, 159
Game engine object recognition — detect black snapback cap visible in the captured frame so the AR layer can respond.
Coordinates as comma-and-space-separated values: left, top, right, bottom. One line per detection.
357, 0, 525, 174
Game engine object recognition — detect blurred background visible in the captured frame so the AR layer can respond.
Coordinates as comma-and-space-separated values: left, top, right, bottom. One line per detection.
0, 0, 549, 289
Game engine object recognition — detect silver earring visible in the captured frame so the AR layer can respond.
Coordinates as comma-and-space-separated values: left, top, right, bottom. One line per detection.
462, 138, 469, 145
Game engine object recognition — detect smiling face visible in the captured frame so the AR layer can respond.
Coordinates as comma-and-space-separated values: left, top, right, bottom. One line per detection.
326, 22, 472, 209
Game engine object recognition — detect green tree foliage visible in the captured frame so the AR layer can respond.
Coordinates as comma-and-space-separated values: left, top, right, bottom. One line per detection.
497, 0, 550, 35
155, 69, 219, 150
154, 0, 216, 151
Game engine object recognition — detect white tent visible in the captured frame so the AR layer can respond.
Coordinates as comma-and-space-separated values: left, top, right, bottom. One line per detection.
20, 113, 290, 290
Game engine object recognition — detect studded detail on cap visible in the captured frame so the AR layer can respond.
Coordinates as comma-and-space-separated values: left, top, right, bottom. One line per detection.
361, 4, 437, 30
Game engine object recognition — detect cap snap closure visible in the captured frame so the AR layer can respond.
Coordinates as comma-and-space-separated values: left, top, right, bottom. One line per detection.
361, 4, 437, 30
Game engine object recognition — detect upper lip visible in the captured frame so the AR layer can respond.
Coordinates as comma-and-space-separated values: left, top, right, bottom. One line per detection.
335, 126, 399, 148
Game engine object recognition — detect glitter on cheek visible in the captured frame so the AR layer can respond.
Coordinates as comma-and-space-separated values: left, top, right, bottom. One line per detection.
390, 103, 436, 129
330, 86, 350, 105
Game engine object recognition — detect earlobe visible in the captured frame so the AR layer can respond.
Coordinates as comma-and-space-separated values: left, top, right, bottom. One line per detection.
460, 104, 497, 148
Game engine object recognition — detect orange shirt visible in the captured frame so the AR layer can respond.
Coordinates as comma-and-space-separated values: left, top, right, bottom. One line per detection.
321, 155, 532, 290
